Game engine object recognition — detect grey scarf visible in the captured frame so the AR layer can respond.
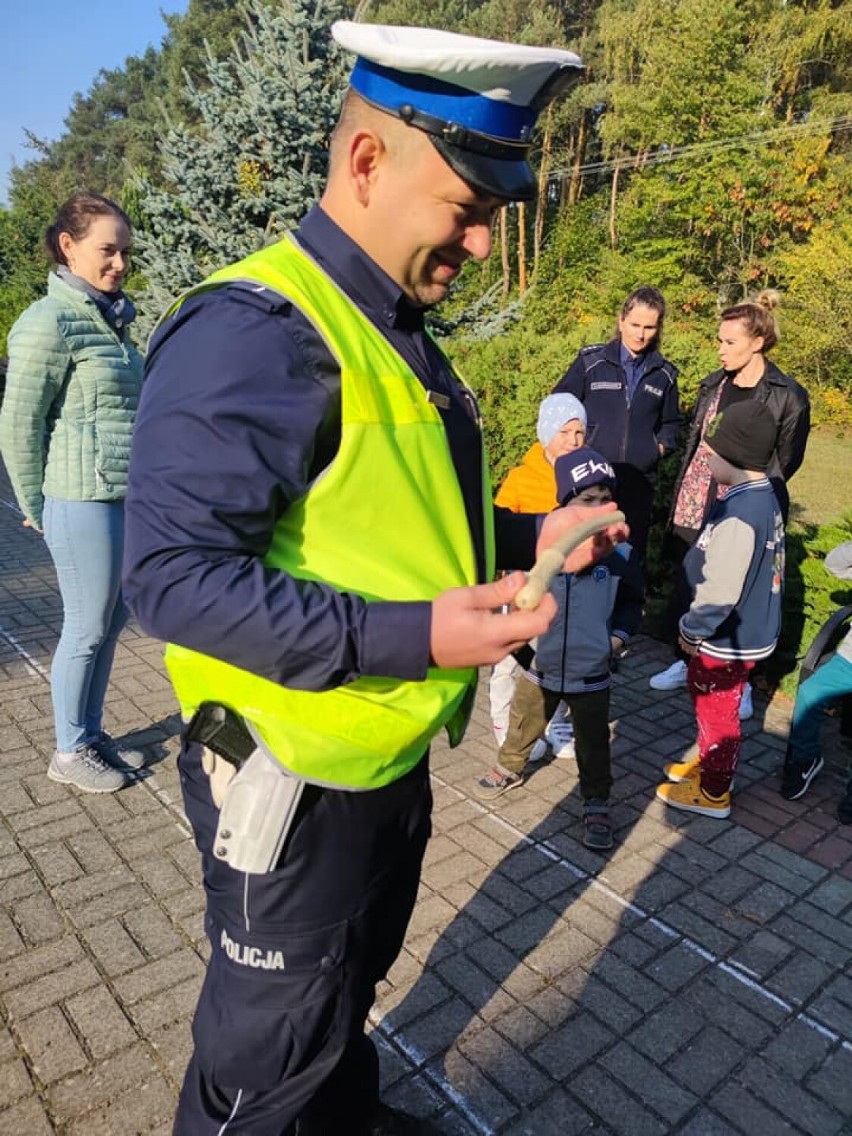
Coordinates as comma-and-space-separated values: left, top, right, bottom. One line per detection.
56, 265, 137, 333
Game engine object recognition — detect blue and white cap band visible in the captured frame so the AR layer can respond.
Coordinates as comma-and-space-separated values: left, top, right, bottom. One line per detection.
350, 58, 538, 144
331, 21, 583, 200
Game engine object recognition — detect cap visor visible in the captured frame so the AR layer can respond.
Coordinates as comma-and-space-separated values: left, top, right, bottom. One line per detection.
430, 136, 536, 202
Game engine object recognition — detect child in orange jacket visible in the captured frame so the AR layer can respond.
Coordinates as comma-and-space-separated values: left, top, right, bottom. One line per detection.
490, 393, 588, 757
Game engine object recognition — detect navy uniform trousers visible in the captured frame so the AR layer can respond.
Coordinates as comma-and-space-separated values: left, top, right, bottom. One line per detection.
174, 740, 432, 1135
610, 463, 655, 564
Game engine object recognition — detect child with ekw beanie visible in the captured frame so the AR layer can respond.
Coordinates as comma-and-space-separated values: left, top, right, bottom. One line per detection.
476, 446, 642, 850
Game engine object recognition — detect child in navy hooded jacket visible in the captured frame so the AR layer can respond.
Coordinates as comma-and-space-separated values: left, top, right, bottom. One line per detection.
473, 447, 642, 850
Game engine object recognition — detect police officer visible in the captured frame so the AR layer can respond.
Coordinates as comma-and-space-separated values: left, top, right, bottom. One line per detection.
552, 286, 680, 561
124, 21, 622, 1136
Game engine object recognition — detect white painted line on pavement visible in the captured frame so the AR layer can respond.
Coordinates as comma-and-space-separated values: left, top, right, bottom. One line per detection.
0, 624, 50, 680
133, 771, 194, 839
432, 773, 852, 1056
0, 617, 193, 838
368, 1014, 496, 1136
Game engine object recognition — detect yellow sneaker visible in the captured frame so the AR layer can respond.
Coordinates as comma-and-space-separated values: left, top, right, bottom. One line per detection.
663, 755, 737, 791
663, 754, 700, 782
656, 776, 731, 818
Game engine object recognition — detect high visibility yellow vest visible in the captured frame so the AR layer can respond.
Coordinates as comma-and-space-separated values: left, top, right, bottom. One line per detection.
162, 234, 495, 789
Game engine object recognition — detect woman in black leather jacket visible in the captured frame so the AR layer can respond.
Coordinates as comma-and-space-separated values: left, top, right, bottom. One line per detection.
650, 290, 810, 700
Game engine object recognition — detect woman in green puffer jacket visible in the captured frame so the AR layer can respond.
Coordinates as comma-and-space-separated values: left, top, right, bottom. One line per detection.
0, 192, 145, 794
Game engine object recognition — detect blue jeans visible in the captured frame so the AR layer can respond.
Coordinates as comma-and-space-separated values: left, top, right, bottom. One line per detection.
42, 497, 128, 752
788, 652, 852, 789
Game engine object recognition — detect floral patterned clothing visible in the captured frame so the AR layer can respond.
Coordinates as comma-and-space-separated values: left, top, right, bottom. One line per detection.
672, 384, 724, 530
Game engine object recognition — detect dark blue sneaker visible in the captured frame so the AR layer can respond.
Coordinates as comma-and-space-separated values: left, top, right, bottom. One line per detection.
780, 755, 823, 801
583, 799, 614, 849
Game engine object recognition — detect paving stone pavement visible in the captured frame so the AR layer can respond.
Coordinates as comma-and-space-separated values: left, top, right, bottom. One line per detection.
1, 467, 851, 1135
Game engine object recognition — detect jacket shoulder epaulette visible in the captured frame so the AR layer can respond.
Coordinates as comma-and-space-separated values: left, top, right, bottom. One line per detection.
578, 343, 608, 371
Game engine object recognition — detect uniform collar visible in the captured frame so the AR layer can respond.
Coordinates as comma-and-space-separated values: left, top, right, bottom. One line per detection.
297, 205, 424, 333
619, 340, 646, 373
604, 336, 664, 373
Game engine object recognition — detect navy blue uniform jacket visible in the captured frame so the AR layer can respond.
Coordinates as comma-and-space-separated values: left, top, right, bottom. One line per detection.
532, 543, 643, 693
123, 206, 538, 693
553, 339, 680, 481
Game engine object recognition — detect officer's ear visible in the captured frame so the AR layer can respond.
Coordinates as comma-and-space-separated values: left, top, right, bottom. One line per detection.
349, 130, 385, 205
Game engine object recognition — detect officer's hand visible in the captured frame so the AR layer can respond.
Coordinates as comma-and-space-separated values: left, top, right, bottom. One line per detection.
430, 573, 557, 669
537, 502, 629, 574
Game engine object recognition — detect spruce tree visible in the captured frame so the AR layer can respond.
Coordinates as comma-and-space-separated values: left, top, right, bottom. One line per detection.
135, 0, 350, 332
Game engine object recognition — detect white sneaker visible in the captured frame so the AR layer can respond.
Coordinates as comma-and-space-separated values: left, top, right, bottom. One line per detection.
649, 659, 688, 691
528, 738, 549, 764
739, 682, 754, 721
545, 715, 576, 761
48, 746, 130, 794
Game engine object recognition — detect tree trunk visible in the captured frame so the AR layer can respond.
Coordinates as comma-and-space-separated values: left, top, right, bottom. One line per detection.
560, 125, 574, 209
500, 207, 510, 298
568, 109, 589, 206
533, 105, 553, 279
518, 202, 527, 294
609, 160, 620, 250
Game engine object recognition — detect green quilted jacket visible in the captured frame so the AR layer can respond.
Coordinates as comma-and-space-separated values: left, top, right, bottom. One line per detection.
0, 273, 144, 528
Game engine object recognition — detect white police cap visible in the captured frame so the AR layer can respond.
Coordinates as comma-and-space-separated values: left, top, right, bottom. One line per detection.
331, 22, 583, 202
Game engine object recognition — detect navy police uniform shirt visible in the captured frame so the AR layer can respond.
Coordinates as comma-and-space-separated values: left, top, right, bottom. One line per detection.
123, 205, 537, 692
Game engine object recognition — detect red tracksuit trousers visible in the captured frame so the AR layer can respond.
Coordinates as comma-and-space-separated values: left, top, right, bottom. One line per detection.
689, 653, 755, 796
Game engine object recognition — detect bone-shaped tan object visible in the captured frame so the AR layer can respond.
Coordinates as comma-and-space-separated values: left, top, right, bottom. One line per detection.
514, 510, 627, 611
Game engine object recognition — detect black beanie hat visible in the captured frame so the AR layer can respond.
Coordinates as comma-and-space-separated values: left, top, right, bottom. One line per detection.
704, 401, 777, 472
555, 446, 617, 505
